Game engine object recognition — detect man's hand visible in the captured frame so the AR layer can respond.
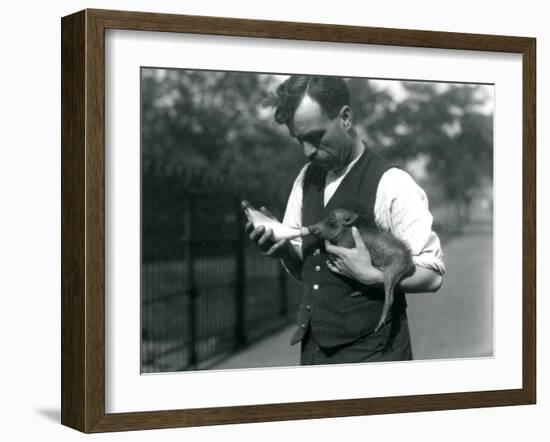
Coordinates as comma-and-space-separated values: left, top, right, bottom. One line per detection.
325, 226, 384, 285
245, 207, 288, 259
326, 227, 443, 292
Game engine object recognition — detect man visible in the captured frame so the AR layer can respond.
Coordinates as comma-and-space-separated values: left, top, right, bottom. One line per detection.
247, 75, 445, 365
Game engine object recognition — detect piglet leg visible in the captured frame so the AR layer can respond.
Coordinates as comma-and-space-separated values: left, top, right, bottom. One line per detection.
375, 270, 396, 333
374, 259, 414, 333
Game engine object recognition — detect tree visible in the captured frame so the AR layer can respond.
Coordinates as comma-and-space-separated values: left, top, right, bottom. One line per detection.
142, 72, 493, 227
141, 69, 304, 212
362, 81, 493, 228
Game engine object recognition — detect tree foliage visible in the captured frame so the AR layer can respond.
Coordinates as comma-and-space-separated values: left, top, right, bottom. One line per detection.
383, 83, 492, 199
141, 69, 303, 212
141, 70, 493, 223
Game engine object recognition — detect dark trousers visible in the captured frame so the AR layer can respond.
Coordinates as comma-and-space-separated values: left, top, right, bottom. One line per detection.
300, 315, 413, 365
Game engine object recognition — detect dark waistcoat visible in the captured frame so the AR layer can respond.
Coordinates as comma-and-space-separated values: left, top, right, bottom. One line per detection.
290, 147, 407, 348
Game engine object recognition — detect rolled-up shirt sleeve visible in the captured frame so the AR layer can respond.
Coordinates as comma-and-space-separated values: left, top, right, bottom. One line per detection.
281, 163, 309, 261
374, 168, 446, 275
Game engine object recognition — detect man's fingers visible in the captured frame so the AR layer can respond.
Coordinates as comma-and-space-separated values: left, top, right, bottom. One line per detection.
245, 220, 253, 233
249, 225, 265, 241
324, 240, 345, 257
326, 260, 342, 275
258, 228, 274, 246
265, 240, 286, 256
324, 240, 338, 255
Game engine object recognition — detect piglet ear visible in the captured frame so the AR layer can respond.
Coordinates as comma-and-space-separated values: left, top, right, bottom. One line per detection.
343, 213, 359, 226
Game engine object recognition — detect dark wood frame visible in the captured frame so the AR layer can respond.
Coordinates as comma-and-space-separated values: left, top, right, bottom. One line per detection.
61, 8, 536, 433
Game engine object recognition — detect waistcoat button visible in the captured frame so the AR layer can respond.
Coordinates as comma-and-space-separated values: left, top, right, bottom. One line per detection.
313, 284, 319, 290
315, 265, 321, 271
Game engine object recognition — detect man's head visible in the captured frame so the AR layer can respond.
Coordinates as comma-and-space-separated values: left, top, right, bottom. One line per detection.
269, 76, 356, 171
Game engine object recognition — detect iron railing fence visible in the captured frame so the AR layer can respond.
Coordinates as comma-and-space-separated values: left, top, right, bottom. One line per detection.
141, 172, 301, 373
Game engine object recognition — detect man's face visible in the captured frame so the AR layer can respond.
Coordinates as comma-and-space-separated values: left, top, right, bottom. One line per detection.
291, 94, 354, 172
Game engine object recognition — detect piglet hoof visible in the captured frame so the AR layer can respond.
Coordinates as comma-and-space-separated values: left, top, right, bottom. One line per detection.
350, 291, 363, 297
374, 318, 386, 333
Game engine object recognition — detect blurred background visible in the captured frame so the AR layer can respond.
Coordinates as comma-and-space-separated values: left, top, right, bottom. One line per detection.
140, 68, 493, 373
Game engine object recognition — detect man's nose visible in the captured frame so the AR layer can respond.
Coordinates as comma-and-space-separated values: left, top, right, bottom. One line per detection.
303, 143, 317, 160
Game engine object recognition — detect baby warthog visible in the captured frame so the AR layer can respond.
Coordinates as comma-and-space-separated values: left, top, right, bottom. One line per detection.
305, 208, 415, 333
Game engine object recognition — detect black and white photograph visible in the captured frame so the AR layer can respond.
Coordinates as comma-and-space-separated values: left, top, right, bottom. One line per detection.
0, 0, 544, 438
140, 69, 494, 373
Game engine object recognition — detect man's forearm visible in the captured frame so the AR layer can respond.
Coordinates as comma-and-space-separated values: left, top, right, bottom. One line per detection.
397, 266, 443, 293
357, 265, 443, 293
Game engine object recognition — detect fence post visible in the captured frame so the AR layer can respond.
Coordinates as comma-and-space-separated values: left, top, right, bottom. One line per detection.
235, 199, 247, 348
185, 195, 198, 368
279, 265, 288, 318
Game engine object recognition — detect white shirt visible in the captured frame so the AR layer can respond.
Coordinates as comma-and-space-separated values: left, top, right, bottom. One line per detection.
282, 155, 446, 275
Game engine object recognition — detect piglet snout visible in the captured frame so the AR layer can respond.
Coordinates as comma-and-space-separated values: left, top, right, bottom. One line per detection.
306, 224, 322, 237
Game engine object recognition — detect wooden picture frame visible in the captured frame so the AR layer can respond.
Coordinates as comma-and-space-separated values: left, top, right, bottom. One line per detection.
61, 8, 536, 433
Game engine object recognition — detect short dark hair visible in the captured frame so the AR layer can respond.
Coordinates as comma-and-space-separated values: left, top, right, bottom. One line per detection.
267, 75, 350, 131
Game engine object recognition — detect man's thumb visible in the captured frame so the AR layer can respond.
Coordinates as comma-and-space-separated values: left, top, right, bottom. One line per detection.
351, 226, 366, 250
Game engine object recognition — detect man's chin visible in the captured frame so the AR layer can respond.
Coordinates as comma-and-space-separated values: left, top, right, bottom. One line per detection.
313, 158, 339, 171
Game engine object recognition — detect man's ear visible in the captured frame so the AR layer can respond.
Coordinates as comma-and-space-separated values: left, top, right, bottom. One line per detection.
339, 105, 353, 130
343, 212, 359, 226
